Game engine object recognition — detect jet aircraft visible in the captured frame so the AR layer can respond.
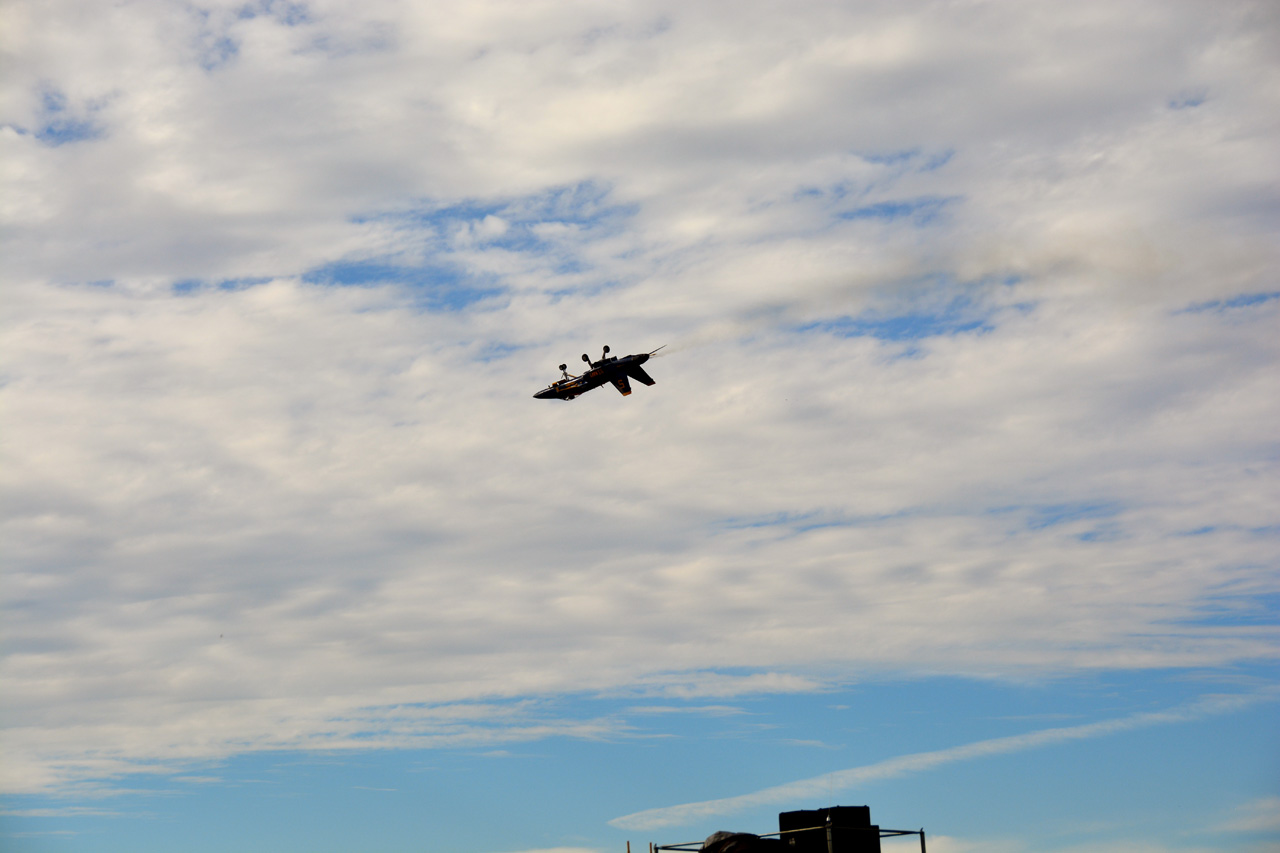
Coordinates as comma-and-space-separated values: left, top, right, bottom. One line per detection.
533, 345, 663, 400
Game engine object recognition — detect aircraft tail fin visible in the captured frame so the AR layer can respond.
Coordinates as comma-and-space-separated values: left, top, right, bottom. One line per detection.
611, 375, 632, 396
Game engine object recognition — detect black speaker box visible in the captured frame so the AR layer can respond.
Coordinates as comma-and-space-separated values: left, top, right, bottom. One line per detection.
778, 807, 879, 853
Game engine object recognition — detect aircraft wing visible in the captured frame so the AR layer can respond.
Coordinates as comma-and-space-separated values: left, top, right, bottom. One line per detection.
611, 375, 632, 396
627, 365, 655, 386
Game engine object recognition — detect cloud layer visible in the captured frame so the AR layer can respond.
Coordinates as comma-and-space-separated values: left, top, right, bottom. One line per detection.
3, 0, 1279, 795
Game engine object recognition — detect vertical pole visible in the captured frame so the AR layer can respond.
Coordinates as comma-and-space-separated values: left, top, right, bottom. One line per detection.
627, 843, 631, 853
919, 829, 926, 853
826, 815, 834, 853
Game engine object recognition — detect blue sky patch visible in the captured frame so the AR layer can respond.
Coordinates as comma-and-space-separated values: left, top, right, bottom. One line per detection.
858, 146, 956, 173
1179, 291, 1280, 313
1076, 524, 1125, 542
31, 89, 103, 146
301, 260, 500, 310
1022, 501, 1121, 530
860, 149, 920, 166
472, 341, 527, 363
198, 35, 239, 71
372, 181, 635, 244
839, 195, 958, 225
714, 510, 910, 535
796, 150, 955, 211
172, 277, 274, 294
1169, 592, 1280, 627
189, 6, 241, 71
920, 149, 955, 171
985, 501, 1125, 534
716, 511, 824, 531
854, 147, 954, 170
1168, 92, 1207, 109
331, 182, 636, 306
236, 0, 312, 26
5, 671, 1274, 853
804, 294, 997, 342
815, 311, 987, 340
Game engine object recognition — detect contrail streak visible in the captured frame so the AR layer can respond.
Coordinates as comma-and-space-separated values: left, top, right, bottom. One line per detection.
608, 690, 1275, 831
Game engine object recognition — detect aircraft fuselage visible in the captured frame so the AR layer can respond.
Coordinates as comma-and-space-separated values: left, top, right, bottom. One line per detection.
534, 350, 657, 400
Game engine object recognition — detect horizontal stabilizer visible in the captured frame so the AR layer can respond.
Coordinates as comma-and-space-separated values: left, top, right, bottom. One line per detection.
611, 375, 632, 396
627, 365, 655, 386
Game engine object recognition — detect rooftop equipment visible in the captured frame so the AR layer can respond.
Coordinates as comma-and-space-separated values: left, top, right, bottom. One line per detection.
651, 805, 925, 853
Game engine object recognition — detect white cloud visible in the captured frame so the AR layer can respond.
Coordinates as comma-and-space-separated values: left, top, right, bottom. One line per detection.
912, 837, 1024, 853
2, 0, 1278, 798
921, 840, 1227, 853
0, 807, 123, 818
493, 848, 600, 853
1217, 797, 1280, 833
625, 705, 745, 716
608, 691, 1277, 830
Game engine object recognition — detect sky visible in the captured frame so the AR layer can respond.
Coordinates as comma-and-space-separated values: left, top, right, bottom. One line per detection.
2, 1, 1278, 851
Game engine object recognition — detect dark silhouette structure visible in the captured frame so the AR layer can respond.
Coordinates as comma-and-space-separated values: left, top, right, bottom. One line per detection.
778, 807, 881, 853
700, 831, 785, 853
653, 805, 924, 853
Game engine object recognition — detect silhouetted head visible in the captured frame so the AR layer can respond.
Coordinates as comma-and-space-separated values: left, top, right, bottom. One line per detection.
701, 833, 781, 853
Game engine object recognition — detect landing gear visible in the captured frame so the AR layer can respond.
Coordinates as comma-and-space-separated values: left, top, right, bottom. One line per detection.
582, 345, 612, 367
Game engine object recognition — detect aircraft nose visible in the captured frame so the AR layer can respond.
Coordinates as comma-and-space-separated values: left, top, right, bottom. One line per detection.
533, 389, 553, 399
635, 353, 649, 364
